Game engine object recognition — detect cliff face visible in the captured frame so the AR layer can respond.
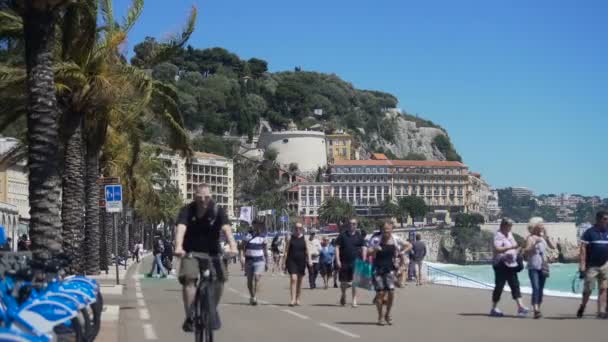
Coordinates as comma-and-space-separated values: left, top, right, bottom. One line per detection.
364, 111, 453, 161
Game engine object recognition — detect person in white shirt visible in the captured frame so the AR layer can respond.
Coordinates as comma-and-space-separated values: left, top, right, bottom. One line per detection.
307, 230, 322, 289
490, 218, 529, 317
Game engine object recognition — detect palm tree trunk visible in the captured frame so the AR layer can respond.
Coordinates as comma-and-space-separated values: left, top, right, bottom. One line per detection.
23, 4, 63, 262
84, 145, 101, 274
61, 117, 84, 274
105, 210, 113, 267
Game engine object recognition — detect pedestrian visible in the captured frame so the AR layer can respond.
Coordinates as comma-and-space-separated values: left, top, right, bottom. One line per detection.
17, 234, 29, 251
368, 222, 412, 303
577, 211, 608, 319
307, 229, 322, 289
283, 222, 311, 306
173, 183, 237, 332
147, 235, 167, 278
132, 243, 140, 263
319, 236, 336, 289
241, 219, 269, 305
270, 234, 283, 274
163, 237, 174, 274
412, 234, 427, 286
331, 238, 339, 288
369, 221, 399, 326
490, 218, 529, 317
524, 217, 554, 319
336, 219, 366, 307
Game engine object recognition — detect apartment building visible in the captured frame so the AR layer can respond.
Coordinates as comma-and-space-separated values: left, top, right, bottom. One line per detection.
0, 137, 29, 228
157, 150, 235, 219
326, 133, 353, 163
296, 159, 486, 222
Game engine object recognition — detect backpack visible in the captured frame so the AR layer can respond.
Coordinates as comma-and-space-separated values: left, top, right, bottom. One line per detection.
154, 239, 165, 255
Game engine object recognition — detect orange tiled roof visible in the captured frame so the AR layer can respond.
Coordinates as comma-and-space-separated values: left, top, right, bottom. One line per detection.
372, 153, 388, 160
470, 172, 481, 178
332, 159, 466, 168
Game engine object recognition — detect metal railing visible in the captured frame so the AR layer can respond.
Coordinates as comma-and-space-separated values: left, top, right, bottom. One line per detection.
426, 264, 493, 289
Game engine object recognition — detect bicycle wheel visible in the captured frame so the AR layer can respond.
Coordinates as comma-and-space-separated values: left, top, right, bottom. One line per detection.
194, 284, 214, 342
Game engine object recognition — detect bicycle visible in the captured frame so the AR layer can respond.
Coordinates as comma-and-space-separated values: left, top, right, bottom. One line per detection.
188, 252, 227, 342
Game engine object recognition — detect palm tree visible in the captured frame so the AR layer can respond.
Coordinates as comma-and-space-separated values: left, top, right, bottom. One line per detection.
1, 0, 196, 272
318, 197, 355, 226
20, 0, 71, 262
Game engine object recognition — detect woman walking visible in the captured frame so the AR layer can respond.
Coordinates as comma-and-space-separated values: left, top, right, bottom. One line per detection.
369, 221, 399, 326
490, 218, 529, 317
283, 223, 312, 306
525, 217, 554, 318
319, 237, 336, 289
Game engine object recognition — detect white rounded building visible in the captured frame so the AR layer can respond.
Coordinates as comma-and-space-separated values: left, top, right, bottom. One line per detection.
258, 130, 327, 174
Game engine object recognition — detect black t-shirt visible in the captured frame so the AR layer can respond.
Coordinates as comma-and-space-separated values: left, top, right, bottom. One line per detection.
336, 230, 365, 263
177, 201, 229, 255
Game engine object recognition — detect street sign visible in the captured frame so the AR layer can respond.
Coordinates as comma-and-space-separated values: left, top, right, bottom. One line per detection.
280, 215, 289, 223
97, 177, 120, 185
105, 184, 123, 213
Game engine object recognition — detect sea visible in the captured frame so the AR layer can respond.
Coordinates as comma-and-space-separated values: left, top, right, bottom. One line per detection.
429, 262, 591, 298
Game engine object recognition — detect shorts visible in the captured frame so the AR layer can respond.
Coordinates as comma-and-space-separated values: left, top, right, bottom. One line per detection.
178, 255, 228, 285
584, 262, 608, 293
320, 263, 334, 276
373, 270, 397, 292
339, 262, 355, 283
245, 261, 265, 276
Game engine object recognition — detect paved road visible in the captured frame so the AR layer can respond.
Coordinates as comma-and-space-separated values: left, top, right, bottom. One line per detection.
113, 257, 606, 342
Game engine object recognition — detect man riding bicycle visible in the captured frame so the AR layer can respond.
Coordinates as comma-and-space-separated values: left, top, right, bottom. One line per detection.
174, 183, 237, 333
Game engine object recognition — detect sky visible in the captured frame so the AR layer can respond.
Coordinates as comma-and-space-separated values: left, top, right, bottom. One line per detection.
122, 0, 608, 197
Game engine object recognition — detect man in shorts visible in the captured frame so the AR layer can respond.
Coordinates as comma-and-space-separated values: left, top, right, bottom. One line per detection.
336, 219, 366, 307
174, 184, 237, 332
241, 219, 269, 305
577, 211, 608, 318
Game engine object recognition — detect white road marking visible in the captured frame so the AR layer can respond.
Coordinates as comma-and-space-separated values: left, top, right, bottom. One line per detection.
137, 299, 146, 307
139, 308, 151, 320
282, 309, 310, 320
143, 323, 158, 340
319, 323, 360, 338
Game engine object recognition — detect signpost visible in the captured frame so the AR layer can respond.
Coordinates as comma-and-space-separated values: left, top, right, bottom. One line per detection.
105, 184, 122, 285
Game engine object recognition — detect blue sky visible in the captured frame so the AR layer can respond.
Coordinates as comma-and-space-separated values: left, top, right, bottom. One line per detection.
123, 0, 608, 197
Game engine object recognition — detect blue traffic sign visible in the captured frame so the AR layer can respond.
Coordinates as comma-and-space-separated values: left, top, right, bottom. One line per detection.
105, 185, 123, 213
105, 185, 122, 202
280, 215, 289, 223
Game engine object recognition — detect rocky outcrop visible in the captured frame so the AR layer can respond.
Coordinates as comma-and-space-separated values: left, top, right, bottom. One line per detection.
364, 110, 454, 161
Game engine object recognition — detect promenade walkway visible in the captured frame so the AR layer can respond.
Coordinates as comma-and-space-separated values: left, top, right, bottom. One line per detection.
109, 257, 605, 341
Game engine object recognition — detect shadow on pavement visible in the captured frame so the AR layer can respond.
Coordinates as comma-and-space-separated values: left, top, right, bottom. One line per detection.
458, 313, 521, 319
335, 321, 379, 326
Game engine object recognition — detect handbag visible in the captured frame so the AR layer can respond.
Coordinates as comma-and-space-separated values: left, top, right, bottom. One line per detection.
353, 259, 374, 291
514, 253, 524, 273
541, 251, 550, 278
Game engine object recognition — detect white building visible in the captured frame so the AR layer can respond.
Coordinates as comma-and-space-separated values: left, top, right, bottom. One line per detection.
0, 137, 29, 232
511, 187, 534, 198
157, 150, 235, 219
0, 201, 18, 250
258, 125, 327, 174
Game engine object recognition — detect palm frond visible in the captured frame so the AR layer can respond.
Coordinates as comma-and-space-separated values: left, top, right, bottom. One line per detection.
0, 64, 25, 87
0, 9, 22, 39
100, 0, 115, 36
61, 1, 97, 63
121, 0, 144, 33
148, 6, 197, 65
54, 61, 87, 88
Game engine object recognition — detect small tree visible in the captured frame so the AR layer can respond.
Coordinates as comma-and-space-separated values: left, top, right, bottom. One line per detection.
398, 196, 429, 225
319, 198, 354, 225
